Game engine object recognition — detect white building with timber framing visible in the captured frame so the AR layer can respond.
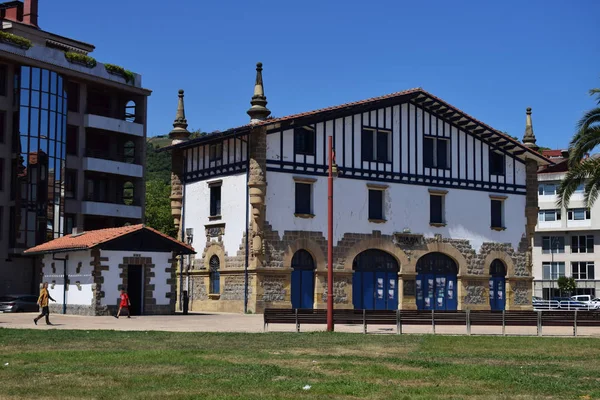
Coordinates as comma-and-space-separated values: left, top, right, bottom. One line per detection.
162, 63, 551, 314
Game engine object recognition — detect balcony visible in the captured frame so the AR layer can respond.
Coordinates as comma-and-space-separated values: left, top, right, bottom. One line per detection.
84, 114, 143, 137
83, 150, 143, 178
81, 197, 142, 219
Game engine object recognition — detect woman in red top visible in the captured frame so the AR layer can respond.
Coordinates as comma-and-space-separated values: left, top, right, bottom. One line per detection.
115, 289, 131, 319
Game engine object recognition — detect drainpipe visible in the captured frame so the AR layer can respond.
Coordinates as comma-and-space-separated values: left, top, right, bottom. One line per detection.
244, 133, 250, 314
52, 253, 68, 314
180, 178, 187, 312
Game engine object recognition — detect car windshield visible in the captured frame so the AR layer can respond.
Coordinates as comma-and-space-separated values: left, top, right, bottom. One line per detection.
0, 296, 17, 302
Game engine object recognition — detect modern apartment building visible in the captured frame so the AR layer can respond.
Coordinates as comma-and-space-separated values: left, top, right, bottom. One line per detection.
533, 150, 599, 299
0, 0, 151, 295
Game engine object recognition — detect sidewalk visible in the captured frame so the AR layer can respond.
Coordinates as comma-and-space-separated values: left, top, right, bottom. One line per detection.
1, 312, 599, 337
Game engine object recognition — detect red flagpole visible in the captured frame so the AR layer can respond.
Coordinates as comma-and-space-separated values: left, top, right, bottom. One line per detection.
327, 136, 334, 332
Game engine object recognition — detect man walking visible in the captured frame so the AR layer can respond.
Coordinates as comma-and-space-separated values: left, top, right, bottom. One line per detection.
34, 282, 55, 325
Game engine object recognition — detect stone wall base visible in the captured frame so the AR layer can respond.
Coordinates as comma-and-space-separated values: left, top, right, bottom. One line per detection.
49, 304, 95, 316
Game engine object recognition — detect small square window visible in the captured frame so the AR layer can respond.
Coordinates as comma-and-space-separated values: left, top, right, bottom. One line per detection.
489, 150, 505, 176
294, 127, 315, 155
210, 184, 221, 217
295, 183, 312, 215
209, 143, 222, 162
368, 189, 384, 221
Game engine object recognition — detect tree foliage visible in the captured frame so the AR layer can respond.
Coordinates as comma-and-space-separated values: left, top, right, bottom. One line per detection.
558, 86, 600, 209
557, 276, 577, 296
144, 129, 206, 236
145, 179, 177, 238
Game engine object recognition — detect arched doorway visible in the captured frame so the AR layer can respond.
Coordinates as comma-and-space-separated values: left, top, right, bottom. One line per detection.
489, 259, 506, 311
352, 250, 399, 310
416, 252, 458, 310
291, 250, 315, 309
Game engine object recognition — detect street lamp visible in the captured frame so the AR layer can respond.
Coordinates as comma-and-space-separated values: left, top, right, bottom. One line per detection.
183, 228, 193, 312
327, 136, 338, 332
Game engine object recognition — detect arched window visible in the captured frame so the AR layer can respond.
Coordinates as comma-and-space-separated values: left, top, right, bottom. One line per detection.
123, 140, 135, 164
123, 181, 134, 205
416, 252, 458, 275
209, 255, 220, 294
125, 100, 136, 122
291, 249, 315, 270
490, 259, 506, 277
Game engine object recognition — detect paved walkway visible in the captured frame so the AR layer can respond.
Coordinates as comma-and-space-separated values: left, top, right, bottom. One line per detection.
1, 312, 599, 337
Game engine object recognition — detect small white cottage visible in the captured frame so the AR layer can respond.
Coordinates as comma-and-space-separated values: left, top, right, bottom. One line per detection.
24, 224, 195, 316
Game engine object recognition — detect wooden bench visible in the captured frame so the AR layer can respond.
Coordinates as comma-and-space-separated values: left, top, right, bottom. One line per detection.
264, 308, 600, 335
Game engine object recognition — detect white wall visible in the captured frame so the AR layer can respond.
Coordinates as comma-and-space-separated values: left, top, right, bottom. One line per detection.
266, 171, 526, 252
42, 250, 93, 307
184, 173, 248, 261
101, 250, 173, 307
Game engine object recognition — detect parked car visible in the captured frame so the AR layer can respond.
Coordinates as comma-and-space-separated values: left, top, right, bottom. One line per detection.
571, 295, 600, 309
0, 295, 39, 313
553, 297, 590, 310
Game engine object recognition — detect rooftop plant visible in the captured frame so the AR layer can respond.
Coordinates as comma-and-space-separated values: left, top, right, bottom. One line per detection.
104, 63, 135, 84
64, 51, 97, 68
0, 31, 33, 49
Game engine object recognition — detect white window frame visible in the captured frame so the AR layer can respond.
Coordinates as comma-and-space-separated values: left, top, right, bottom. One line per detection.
542, 262, 565, 280
538, 209, 561, 222
571, 261, 595, 280
542, 236, 565, 254
568, 208, 591, 221
538, 183, 557, 195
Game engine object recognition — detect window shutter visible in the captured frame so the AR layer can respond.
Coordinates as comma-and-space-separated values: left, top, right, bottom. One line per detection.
362, 130, 373, 162
430, 195, 443, 224
295, 183, 311, 214
437, 139, 448, 168
368, 190, 383, 220
376, 131, 389, 162
491, 200, 502, 228
423, 137, 434, 168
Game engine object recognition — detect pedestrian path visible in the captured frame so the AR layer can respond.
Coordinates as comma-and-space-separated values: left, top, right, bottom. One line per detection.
1, 312, 599, 337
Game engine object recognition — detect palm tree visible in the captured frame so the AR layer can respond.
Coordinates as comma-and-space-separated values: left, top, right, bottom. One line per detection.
557, 87, 600, 209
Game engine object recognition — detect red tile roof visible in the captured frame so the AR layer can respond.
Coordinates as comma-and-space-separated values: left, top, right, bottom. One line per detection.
24, 224, 194, 254
542, 149, 565, 158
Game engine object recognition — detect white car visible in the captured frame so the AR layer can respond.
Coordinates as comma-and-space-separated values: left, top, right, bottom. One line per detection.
570, 295, 600, 309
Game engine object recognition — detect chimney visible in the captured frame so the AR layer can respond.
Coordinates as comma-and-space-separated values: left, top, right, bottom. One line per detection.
23, 0, 39, 28
2, 2, 23, 24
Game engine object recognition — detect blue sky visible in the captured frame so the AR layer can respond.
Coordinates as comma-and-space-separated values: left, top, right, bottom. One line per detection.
41, 0, 599, 149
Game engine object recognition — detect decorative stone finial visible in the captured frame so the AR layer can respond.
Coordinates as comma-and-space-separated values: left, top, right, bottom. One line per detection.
247, 62, 271, 123
522, 107, 538, 151
169, 89, 191, 145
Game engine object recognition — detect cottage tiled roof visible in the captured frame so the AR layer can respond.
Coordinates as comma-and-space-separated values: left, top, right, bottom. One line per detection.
24, 224, 194, 254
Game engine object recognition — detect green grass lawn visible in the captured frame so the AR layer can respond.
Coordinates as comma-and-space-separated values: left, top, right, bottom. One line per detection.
0, 329, 599, 399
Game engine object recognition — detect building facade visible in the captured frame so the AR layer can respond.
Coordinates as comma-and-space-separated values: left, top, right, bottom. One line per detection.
165, 63, 549, 313
533, 151, 600, 299
0, 0, 151, 296
24, 225, 194, 316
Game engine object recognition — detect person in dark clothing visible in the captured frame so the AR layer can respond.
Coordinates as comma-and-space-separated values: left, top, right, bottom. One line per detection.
34, 282, 55, 325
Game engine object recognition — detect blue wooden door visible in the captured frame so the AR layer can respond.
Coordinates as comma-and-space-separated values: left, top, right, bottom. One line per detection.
301, 270, 314, 309
489, 277, 505, 311
386, 272, 398, 310
445, 275, 457, 311
375, 272, 386, 310
291, 270, 302, 309
362, 272, 375, 310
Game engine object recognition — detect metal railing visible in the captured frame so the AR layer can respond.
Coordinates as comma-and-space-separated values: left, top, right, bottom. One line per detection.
533, 300, 597, 311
